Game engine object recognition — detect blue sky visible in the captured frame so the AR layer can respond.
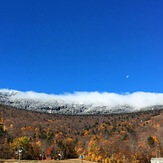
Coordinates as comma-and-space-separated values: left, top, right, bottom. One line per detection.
0, 0, 163, 94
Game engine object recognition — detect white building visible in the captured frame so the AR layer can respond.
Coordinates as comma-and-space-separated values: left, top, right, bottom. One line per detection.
151, 158, 163, 163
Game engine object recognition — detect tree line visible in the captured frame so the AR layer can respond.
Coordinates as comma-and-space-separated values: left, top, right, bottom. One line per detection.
0, 104, 163, 162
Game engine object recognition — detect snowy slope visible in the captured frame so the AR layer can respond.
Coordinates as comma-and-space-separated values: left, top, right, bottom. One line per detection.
0, 89, 163, 114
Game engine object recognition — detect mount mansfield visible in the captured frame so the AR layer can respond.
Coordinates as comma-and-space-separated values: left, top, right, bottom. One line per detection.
0, 89, 163, 114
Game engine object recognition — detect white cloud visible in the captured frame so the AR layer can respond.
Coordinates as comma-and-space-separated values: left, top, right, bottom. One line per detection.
1, 89, 163, 109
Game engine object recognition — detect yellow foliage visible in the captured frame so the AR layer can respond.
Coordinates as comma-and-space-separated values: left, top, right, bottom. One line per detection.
76, 147, 83, 154
84, 130, 89, 136
100, 123, 106, 129
10, 136, 30, 150
59, 131, 63, 135
21, 127, 26, 131
117, 159, 121, 163
91, 153, 96, 161
66, 137, 73, 143
28, 126, 33, 131
152, 136, 159, 143
95, 155, 102, 161
36, 140, 41, 147
35, 127, 39, 131
1, 118, 4, 123
10, 124, 14, 128
90, 135, 98, 141
154, 123, 160, 128
3, 125, 7, 131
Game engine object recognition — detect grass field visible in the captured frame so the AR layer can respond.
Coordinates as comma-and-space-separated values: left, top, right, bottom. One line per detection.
0, 159, 97, 163
38, 159, 97, 163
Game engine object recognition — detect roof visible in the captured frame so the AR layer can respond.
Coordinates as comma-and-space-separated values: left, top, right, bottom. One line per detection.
151, 158, 163, 162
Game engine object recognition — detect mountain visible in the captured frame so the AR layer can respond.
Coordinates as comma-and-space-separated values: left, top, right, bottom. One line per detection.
0, 89, 163, 114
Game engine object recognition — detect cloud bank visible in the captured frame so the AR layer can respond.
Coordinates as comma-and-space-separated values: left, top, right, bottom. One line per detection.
1, 89, 163, 109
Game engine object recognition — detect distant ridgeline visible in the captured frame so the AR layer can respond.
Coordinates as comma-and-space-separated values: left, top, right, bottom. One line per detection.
0, 103, 163, 162
0, 89, 163, 114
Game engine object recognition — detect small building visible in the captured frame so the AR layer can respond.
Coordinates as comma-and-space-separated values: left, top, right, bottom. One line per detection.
151, 158, 163, 163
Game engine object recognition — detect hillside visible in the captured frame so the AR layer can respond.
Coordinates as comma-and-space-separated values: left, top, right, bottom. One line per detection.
0, 104, 163, 162
1, 89, 163, 115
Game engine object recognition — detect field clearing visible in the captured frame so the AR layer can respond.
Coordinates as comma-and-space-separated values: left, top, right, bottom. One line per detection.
0, 159, 97, 163
38, 159, 97, 163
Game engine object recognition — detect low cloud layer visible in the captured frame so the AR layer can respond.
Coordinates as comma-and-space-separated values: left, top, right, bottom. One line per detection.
1, 89, 163, 108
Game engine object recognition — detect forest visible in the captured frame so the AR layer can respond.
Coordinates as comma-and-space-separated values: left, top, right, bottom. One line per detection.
0, 104, 163, 163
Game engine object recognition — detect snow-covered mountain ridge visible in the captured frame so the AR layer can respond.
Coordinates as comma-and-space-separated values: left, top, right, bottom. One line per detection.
0, 89, 163, 114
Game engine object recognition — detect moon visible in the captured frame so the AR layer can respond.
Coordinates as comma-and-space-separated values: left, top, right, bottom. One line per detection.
126, 75, 129, 79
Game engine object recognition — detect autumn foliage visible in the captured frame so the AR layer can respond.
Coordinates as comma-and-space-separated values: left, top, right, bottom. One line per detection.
0, 104, 163, 162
